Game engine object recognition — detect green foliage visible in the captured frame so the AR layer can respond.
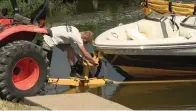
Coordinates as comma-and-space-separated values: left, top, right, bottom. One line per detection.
45, 0, 77, 25
0, 0, 76, 20
76, 24, 101, 37
17, 0, 45, 17
0, 0, 12, 17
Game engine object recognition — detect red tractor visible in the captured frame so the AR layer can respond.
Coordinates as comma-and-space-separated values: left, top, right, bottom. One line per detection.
0, 0, 52, 102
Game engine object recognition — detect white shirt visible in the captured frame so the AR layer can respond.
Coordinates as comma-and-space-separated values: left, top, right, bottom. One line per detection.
44, 26, 83, 47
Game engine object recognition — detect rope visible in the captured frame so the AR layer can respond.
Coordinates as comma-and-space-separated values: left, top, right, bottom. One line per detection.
102, 60, 108, 78
54, 78, 60, 89
107, 79, 196, 85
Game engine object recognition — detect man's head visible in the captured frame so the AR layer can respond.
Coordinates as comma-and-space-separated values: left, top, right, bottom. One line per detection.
1, 8, 8, 16
80, 31, 94, 44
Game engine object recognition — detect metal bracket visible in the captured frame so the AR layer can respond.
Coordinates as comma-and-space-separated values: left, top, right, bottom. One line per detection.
47, 50, 107, 87
48, 77, 107, 87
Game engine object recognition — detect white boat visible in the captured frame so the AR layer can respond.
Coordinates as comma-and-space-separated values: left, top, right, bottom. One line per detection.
94, 6, 196, 79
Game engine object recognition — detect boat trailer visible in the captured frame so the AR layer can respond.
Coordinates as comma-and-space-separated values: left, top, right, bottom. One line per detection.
47, 51, 196, 88
48, 51, 110, 87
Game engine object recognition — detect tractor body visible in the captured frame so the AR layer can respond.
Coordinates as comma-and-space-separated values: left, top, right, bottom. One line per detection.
0, 0, 52, 102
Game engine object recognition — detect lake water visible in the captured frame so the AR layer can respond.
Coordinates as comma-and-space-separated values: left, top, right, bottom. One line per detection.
45, 0, 196, 110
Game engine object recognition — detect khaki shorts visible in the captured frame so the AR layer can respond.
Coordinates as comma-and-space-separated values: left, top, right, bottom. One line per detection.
44, 33, 72, 52
56, 44, 72, 52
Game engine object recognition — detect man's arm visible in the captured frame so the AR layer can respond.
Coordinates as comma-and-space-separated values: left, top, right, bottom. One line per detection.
78, 45, 96, 65
72, 49, 83, 62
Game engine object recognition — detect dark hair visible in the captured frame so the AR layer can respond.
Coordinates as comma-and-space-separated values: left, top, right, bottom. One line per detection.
2, 8, 8, 16
2, 8, 8, 12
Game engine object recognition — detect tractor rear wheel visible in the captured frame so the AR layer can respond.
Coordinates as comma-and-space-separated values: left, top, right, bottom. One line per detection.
0, 40, 50, 102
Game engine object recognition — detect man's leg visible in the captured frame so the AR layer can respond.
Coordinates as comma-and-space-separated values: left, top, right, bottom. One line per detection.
56, 44, 76, 65
66, 46, 79, 77
57, 44, 76, 77
56, 44, 85, 79
66, 46, 86, 79
66, 45, 76, 66
56, 44, 76, 76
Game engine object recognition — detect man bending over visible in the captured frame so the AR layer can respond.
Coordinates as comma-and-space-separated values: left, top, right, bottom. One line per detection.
43, 25, 97, 78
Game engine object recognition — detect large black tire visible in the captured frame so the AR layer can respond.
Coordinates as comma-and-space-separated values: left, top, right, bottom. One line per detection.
0, 40, 50, 102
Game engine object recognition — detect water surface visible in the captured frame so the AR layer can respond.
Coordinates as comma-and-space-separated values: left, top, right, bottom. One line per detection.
46, 0, 196, 110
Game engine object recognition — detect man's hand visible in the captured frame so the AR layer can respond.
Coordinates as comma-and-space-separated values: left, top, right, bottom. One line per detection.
90, 59, 98, 66
78, 45, 97, 65
75, 53, 83, 62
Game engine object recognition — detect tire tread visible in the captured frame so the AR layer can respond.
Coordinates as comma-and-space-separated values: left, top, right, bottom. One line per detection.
0, 40, 50, 102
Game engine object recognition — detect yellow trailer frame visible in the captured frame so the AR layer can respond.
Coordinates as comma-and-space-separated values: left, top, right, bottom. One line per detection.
48, 51, 108, 87
47, 50, 196, 87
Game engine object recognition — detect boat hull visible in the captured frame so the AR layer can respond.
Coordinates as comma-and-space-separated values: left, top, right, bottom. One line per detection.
103, 54, 196, 79
96, 43, 196, 56
95, 43, 196, 79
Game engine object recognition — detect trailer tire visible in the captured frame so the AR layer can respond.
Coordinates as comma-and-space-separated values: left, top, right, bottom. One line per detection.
0, 40, 50, 102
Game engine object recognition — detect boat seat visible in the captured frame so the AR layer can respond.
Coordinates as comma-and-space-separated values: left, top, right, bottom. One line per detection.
98, 16, 184, 41
101, 23, 140, 41
95, 16, 192, 43
180, 16, 196, 38
163, 15, 186, 37
137, 19, 164, 40
136, 15, 186, 39
125, 28, 148, 40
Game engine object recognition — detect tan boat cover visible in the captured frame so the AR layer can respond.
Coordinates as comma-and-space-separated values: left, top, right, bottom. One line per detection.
141, 0, 196, 16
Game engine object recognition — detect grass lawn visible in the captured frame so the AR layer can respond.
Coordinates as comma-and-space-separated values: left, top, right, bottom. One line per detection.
0, 100, 45, 110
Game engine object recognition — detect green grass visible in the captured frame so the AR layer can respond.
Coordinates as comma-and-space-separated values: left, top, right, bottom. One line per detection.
0, 100, 45, 110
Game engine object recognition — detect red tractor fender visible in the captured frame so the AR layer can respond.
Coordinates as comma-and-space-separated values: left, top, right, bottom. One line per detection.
0, 19, 14, 25
0, 25, 49, 44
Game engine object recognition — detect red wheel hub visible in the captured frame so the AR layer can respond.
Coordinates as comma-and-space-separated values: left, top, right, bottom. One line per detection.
12, 57, 39, 90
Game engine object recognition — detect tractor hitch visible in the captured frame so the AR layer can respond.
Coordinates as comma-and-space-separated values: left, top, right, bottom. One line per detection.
47, 50, 108, 87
